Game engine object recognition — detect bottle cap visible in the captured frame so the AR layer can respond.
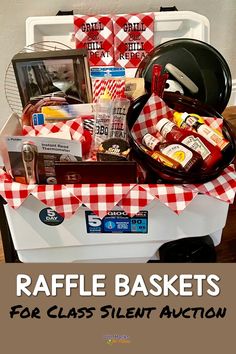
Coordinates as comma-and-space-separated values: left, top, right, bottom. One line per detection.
100, 88, 112, 101
156, 118, 171, 133
173, 111, 205, 127
119, 90, 127, 99
173, 112, 186, 127
190, 113, 205, 124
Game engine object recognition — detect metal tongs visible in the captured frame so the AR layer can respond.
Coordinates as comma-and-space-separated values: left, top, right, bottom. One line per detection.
151, 64, 169, 98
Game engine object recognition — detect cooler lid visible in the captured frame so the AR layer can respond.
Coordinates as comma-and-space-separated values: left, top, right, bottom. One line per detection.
136, 38, 232, 113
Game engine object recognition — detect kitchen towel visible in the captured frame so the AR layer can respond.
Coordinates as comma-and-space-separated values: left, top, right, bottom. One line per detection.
74, 15, 114, 66
113, 12, 155, 68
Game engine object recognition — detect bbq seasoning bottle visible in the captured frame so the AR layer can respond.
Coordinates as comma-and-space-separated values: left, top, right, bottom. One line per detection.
140, 144, 182, 170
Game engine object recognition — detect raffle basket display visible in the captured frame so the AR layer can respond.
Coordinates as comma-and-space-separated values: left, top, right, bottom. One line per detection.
0, 11, 236, 263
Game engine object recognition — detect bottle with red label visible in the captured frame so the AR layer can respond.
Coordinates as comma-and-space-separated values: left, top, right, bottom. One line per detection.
140, 143, 183, 170
173, 112, 230, 152
142, 133, 203, 173
155, 118, 222, 170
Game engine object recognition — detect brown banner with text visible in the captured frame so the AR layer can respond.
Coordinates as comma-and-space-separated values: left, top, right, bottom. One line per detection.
0, 263, 235, 353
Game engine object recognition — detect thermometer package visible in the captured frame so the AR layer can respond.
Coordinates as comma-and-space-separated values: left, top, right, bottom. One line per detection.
5, 135, 82, 185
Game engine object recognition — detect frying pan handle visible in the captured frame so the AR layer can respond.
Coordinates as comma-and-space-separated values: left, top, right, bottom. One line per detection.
165, 63, 199, 94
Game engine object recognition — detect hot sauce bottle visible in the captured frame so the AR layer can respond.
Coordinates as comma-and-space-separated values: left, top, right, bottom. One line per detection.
155, 118, 222, 170
142, 133, 203, 172
173, 112, 230, 152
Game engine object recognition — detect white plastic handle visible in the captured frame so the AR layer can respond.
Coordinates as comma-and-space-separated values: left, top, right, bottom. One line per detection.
165, 63, 199, 94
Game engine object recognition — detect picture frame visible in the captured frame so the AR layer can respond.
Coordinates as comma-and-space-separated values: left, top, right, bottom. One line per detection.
12, 48, 93, 108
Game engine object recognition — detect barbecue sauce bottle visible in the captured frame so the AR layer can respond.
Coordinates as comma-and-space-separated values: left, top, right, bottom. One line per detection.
140, 143, 183, 170
142, 133, 203, 172
155, 118, 222, 170
173, 112, 230, 152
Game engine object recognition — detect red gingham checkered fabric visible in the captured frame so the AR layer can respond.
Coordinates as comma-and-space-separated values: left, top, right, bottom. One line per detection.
132, 94, 225, 142
118, 184, 155, 216
22, 118, 84, 142
0, 165, 235, 219
31, 184, 82, 218
131, 94, 173, 141
114, 13, 154, 68
0, 170, 81, 217
66, 183, 135, 218
74, 15, 114, 66
92, 79, 125, 103
204, 117, 223, 131
141, 184, 198, 214
184, 165, 236, 203
0, 170, 35, 209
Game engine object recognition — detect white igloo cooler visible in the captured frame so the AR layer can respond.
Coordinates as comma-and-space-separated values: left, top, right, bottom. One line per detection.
3, 192, 230, 263
0, 11, 235, 263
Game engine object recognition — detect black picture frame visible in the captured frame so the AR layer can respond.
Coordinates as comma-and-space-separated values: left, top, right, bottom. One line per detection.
12, 48, 92, 108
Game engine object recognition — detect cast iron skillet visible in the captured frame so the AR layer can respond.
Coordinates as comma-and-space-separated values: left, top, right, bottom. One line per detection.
127, 92, 236, 184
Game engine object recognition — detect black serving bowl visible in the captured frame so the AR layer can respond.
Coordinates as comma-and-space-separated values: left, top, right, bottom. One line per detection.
127, 92, 236, 184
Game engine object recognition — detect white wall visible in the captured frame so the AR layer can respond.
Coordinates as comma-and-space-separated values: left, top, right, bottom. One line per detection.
0, 0, 235, 126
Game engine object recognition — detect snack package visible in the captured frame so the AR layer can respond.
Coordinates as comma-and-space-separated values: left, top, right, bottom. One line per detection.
33, 103, 96, 124
125, 77, 146, 101
91, 67, 126, 103
92, 78, 126, 103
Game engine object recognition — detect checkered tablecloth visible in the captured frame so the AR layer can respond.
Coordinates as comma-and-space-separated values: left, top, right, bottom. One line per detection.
138, 184, 198, 214
0, 165, 235, 219
22, 118, 84, 142
66, 183, 135, 219
184, 164, 236, 204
